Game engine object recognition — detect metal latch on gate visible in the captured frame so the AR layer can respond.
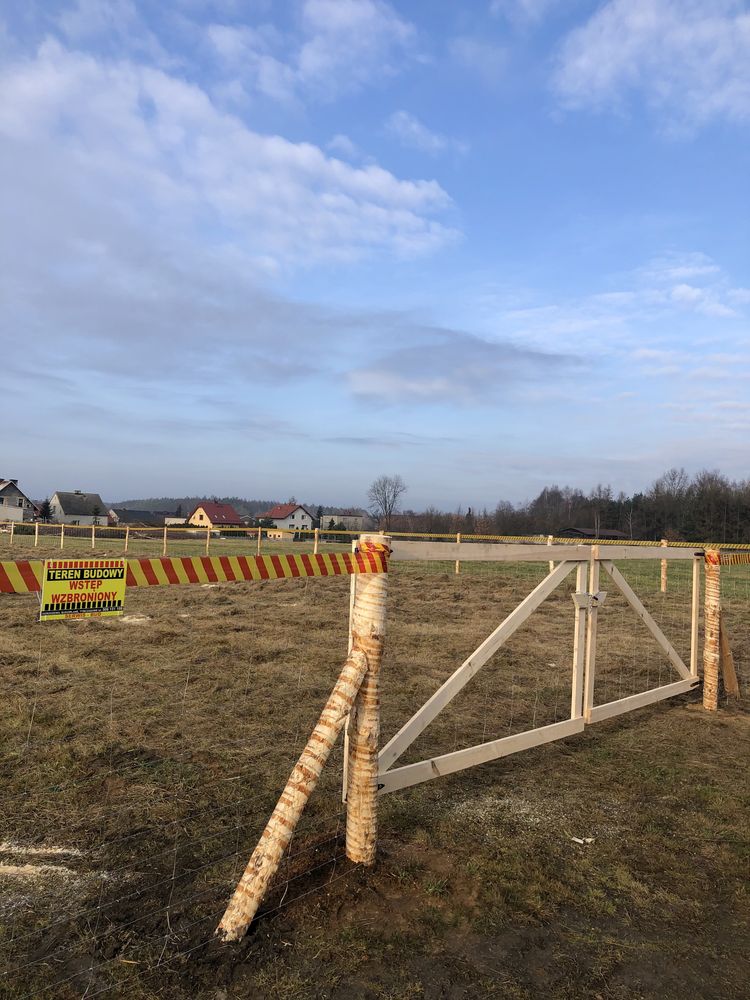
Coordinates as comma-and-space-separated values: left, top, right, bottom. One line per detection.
572, 591, 607, 611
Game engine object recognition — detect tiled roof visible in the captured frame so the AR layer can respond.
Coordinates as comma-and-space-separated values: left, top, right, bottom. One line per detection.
53, 491, 107, 516
257, 503, 312, 520
190, 502, 242, 524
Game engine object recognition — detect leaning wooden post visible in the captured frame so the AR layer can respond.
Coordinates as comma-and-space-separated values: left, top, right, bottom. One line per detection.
660, 539, 668, 593
455, 532, 461, 575
703, 551, 721, 711
345, 534, 390, 865
216, 648, 369, 942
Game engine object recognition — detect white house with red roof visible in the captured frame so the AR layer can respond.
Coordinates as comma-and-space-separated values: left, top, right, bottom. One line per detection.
187, 501, 242, 531
257, 503, 315, 533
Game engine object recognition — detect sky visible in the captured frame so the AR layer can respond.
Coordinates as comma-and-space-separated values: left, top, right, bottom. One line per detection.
1, 0, 748, 509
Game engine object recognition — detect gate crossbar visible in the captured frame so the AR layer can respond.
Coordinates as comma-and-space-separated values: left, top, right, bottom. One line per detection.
378, 559, 583, 775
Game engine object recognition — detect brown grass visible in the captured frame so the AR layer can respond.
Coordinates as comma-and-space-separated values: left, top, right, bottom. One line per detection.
0, 557, 748, 999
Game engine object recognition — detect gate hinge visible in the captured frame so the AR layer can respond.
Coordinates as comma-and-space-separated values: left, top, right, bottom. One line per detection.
572, 591, 607, 611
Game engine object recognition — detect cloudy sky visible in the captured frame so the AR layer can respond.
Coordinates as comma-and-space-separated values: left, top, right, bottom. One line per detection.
1, 0, 748, 508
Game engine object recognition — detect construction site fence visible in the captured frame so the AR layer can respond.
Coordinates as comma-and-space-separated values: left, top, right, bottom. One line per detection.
3, 520, 750, 554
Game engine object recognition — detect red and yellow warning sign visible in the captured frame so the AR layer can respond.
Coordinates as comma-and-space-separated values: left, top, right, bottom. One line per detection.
40, 559, 127, 621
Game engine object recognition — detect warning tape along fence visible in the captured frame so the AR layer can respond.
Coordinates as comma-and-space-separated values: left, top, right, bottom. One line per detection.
3, 518, 750, 555
0, 548, 388, 595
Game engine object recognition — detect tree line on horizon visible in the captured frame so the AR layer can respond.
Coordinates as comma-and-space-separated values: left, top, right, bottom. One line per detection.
389, 468, 750, 544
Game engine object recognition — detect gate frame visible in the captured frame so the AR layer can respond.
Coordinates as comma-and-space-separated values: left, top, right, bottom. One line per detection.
375, 541, 702, 796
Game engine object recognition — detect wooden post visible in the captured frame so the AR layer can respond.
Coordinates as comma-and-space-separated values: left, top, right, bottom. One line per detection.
690, 555, 701, 677
346, 534, 389, 865
205, 525, 211, 556
571, 562, 587, 719
256, 527, 262, 555
660, 539, 668, 593
163, 525, 168, 557
719, 612, 740, 698
91, 524, 96, 549
124, 525, 130, 553
455, 532, 461, 575
216, 648, 369, 942
9, 521, 14, 546
703, 551, 720, 711
60, 524, 65, 550
582, 547, 600, 722
548, 534, 554, 573
314, 527, 320, 554
34, 522, 39, 547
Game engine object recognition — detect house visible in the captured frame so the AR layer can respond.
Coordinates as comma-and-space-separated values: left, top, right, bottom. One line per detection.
557, 527, 629, 540
0, 479, 37, 522
108, 508, 168, 528
320, 509, 367, 532
187, 502, 242, 531
257, 503, 315, 534
50, 490, 108, 526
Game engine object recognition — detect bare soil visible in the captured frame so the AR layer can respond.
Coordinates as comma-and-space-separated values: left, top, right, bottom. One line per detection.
0, 554, 748, 999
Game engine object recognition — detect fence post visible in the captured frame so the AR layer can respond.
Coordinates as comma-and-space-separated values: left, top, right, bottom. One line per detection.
163, 525, 168, 557
345, 534, 389, 865
314, 527, 319, 554
124, 525, 129, 553
91, 524, 96, 549
205, 525, 210, 556
34, 522, 39, 547
257, 527, 262, 555
582, 546, 601, 722
548, 534, 554, 573
9, 521, 14, 546
216, 648, 369, 943
455, 532, 461, 575
60, 524, 65, 550
660, 539, 668, 593
570, 562, 588, 719
703, 551, 721, 711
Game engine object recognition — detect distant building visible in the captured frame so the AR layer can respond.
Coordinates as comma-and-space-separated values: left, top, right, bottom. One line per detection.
320, 509, 367, 532
257, 503, 315, 533
108, 508, 169, 528
557, 527, 629, 540
0, 479, 37, 522
50, 490, 107, 526
187, 502, 243, 531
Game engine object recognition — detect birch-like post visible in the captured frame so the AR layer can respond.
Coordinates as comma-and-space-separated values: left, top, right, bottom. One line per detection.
34, 522, 39, 547
660, 539, 668, 593
345, 534, 390, 865
60, 524, 65, 550
703, 551, 720, 711
314, 527, 320, 554
256, 527, 262, 555
216, 648, 369, 942
205, 525, 211, 556
91, 524, 96, 549
163, 525, 168, 557
455, 532, 461, 575
548, 534, 554, 574
9, 521, 14, 546
124, 525, 130, 553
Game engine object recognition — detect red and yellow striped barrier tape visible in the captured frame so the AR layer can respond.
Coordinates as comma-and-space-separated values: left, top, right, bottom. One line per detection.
0, 547, 388, 596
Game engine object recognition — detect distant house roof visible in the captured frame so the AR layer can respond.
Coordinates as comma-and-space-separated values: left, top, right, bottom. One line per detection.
110, 508, 164, 527
258, 503, 314, 520
189, 502, 242, 525
557, 527, 629, 540
53, 491, 107, 516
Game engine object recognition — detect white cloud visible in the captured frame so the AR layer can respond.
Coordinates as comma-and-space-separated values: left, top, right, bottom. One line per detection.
207, 0, 416, 104
327, 133, 368, 162
554, 0, 750, 128
385, 110, 467, 155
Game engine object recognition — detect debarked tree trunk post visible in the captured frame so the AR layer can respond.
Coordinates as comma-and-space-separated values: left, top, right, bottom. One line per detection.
345, 534, 390, 865
703, 551, 721, 711
216, 648, 369, 943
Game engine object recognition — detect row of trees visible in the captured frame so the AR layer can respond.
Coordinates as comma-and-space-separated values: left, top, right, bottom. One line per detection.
368, 469, 750, 544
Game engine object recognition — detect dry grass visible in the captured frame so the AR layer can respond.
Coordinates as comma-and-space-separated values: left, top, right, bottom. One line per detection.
0, 557, 748, 999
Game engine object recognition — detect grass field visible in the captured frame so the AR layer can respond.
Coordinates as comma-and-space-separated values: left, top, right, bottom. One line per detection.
0, 554, 748, 999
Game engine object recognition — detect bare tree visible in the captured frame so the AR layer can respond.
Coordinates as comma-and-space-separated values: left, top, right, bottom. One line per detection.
367, 475, 407, 530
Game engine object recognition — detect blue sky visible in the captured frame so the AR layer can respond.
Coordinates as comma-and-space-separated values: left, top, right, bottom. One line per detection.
1, 0, 748, 509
